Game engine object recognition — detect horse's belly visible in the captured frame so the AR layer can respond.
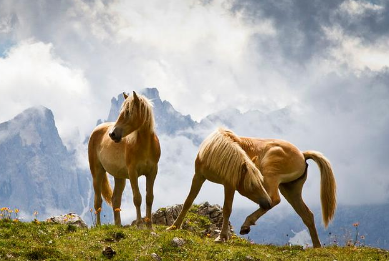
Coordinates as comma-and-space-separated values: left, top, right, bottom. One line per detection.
98, 150, 127, 178
278, 170, 304, 183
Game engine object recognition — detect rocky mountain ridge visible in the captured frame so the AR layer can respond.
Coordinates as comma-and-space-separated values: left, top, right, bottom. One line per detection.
0, 106, 90, 219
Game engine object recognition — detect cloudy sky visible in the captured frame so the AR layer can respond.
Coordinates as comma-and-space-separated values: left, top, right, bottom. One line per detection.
1, 0, 389, 223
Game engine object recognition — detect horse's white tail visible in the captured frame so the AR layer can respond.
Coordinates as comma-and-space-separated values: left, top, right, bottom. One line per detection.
102, 173, 113, 206
303, 151, 336, 228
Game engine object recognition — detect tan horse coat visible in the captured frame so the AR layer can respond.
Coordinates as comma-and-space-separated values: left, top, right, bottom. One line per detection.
88, 92, 160, 227
168, 128, 336, 247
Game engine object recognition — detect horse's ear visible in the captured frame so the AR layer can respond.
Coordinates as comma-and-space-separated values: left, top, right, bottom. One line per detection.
123, 92, 128, 99
251, 156, 258, 164
241, 162, 248, 174
133, 91, 140, 104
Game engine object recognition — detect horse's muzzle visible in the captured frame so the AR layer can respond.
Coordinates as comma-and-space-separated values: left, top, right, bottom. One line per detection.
109, 128, 122, 143
259, 198, 272, 210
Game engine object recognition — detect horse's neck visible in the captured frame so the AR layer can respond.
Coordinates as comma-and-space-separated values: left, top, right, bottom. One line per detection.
129, 125, 155, 143
239, 137, 255, 153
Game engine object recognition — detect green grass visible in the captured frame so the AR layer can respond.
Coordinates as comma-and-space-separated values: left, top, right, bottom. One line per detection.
0, 218, 388, 260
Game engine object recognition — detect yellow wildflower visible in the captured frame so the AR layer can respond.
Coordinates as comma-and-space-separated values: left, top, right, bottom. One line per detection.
114, 208, 121, 212
144, 217, 150, 222
14, 209, 19, 213
13, 219, 19, 223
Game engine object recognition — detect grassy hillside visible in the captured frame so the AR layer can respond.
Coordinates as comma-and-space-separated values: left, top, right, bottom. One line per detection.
0, 214, 388, 260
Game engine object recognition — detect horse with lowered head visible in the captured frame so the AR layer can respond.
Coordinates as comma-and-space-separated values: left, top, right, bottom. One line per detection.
167, 128, 272, 242
168, 128, 336, 247
88, 91, 160, 228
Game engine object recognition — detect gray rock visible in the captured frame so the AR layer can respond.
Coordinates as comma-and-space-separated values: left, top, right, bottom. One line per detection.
151, 253, 162, 261
46, 213, 87, 228
171, 237, 185, 247
143, 202, 234, 239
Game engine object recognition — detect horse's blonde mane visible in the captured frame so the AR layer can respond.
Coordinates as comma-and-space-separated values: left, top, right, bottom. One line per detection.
198, 128, 263, 190
121, 93, 155, 133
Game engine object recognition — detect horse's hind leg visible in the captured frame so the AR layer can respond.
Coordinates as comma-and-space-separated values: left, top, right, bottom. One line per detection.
112, 177, 126, 226
279, 173, 321, 248
167, 172, 206, 230
91, 164, 106, 226
145, 167, 157, 229
129, 171, 143, 228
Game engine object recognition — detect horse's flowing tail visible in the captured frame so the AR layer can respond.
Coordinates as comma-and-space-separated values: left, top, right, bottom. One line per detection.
303, 151, 336, 228
102, 173, 113, 206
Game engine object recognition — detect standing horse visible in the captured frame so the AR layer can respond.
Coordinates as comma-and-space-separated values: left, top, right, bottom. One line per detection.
88, 91, 160, 228
168, 128, 336, 247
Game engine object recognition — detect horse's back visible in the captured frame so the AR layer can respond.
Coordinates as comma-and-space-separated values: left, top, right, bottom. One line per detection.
251, 138, 306, 183
88, 122, 114, 153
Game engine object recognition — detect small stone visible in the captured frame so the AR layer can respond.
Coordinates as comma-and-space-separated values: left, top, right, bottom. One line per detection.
150, 232, 158, 237
102, 246, 116, 259
245, 255, 255, 260
151, 253, 162, 261
171, 237, 185, 247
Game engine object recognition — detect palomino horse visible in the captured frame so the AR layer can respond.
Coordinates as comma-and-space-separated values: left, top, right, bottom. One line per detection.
167, 128, 273, 242
88, 91, 160, 228
168, 128, 336, 247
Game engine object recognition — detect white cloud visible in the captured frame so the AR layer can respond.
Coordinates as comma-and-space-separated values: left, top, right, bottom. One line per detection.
323, 25, 389, 72
289, 229, 312, 248
339, 0, 384, 16
0, 40, 98, 145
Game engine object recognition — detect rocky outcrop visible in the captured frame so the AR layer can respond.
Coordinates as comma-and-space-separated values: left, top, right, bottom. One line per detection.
46, 213, 87, 228
151, 202, 234, 238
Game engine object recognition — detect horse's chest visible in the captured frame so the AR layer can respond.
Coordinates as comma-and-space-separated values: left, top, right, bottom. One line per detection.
135, 161, 155, 176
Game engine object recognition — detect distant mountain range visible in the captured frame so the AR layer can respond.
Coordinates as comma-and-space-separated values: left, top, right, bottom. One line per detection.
0, 88, 388, 249
0, 106, 91, 219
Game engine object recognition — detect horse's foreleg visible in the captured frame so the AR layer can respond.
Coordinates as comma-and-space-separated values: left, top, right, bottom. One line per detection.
167, 173, 205, 230
215, 184, 235, 243
129, 173, 142, 228
145, 168, 157, 229
240, 179, 281, 235
112, 177, 126, 226
279, 178, 321, 248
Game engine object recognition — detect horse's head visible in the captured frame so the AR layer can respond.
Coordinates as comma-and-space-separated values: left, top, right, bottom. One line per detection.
109, 91, 145, 143
242, 159, 272, 210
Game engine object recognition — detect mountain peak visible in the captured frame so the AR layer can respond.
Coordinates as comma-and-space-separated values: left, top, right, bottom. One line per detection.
0, 105, 61, 149
104, 88, 196, 135
15, 106, 54, 122
141, 88, 160, 100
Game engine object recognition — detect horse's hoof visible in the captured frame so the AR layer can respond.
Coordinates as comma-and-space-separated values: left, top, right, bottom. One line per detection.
240, 226, 250, 235
214, 235, 228, 243
166, 225, 177, 231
